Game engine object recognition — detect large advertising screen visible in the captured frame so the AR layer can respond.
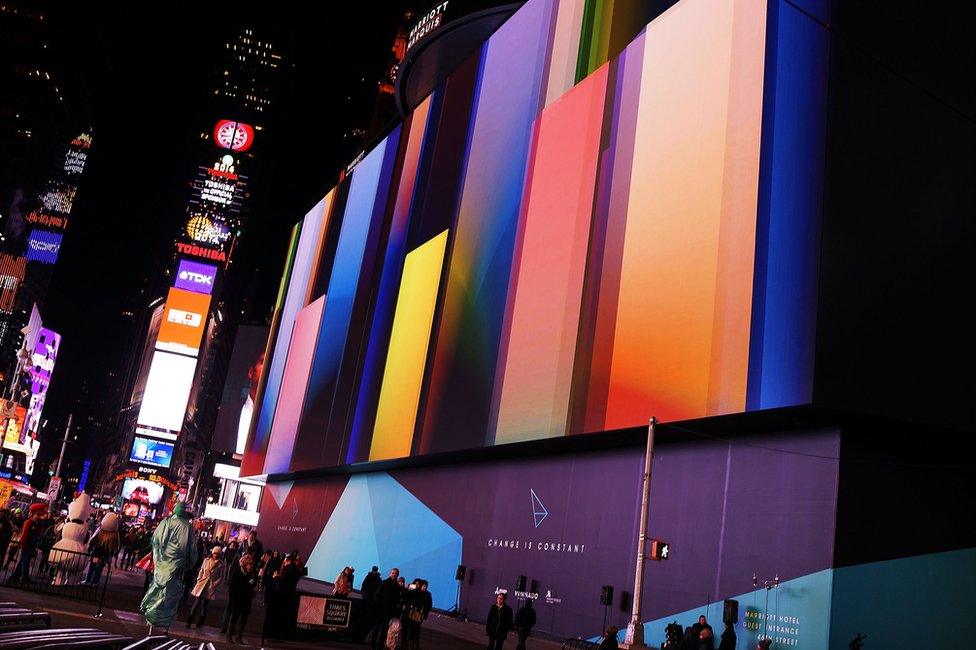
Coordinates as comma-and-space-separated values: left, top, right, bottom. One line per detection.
25, 230, 63, 264
174, 258, 218, 295
129, 436, 175, 468
157, 287, 211, 356
121, 477, 165, 505
243, 0, 826, 475
212, 325, 268, 455
136, 350, 196, 433
24, 327, 61, 438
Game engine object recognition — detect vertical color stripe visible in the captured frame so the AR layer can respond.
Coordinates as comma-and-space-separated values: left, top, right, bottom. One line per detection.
370, 230, 449, 461
602, 0, 765, 426
264, 296, 326, 474
493, 64, 609, 444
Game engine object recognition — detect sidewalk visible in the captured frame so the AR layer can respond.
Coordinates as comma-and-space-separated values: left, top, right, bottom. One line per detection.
0, 565, 565, 649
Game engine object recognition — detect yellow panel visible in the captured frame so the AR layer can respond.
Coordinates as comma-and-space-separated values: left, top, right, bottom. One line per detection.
369, 230, 449, 461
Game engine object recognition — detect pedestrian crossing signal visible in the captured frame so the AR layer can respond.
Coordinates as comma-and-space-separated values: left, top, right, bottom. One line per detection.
650, 539, 670, 561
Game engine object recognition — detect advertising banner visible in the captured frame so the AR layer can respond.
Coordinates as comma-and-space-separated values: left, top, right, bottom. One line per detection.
25, 230, 64, 264
157, 287, 211, 356
173, 259, 218, 295
121, 477, 165, 505
136, 351, 197, 433
212, 325, 268, 455
129, 436, 175, 468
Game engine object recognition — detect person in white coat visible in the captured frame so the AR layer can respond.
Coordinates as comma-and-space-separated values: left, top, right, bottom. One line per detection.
185, 546, 224, 628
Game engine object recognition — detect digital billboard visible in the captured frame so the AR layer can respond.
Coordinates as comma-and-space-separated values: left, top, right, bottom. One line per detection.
212, 325, 268, 455
24, 327, 61, 438
129, 436, 175, 468
121, 477, 165, 505
174, 259, 217, 295
213, 120, 255, 152
243, 0, 826, 475
136, 350, 197, 433
157, 287, 211, 356
25, 230, 63, 264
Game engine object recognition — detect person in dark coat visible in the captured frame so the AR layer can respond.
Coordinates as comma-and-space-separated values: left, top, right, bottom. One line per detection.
263, 551, 307, 641
0, 509, 13, 568
718, 622, 736, 650
261, 549, 282, 606
486, 592, 514, 650
225, 552, 258, 643
514, 599, 537, 650
698, 627, 715, 650
370, 567, 401, 649
361, 565, 382, 602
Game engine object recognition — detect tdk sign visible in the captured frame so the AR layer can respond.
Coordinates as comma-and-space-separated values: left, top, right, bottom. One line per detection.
174, 259, 218, 295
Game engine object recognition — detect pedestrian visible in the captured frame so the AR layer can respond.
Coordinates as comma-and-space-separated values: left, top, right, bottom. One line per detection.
692, 615, 712, 637
186, 546, 224, 628
181, 538, 206, 606
400, 579, 424, 649
718, 622, 736, 650
361, 565, 382, 602
333, 565, 353, 596
264, 550, 306, 641
0, 509, 13, 568
486, 592, 514, 650
698, 627, 715, 650
599, 626, 620, 650
514, 598, 537, 650
82, 512, 120, 586
369, 567, 400, 649
8, 502, 48, 583
225, 539, 240, 567
416, 579, 433, 647
262, 549, 282, 606
225, 552, 258, 643
140, 502, 198, 634
244, 529, 263, 559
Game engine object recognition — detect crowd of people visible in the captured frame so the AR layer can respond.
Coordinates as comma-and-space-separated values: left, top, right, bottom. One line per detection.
658, 615, 737, 650
359, 566, 435, 650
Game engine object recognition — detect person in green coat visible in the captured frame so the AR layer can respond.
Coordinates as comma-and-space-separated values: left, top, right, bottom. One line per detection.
139, 503, 198, 633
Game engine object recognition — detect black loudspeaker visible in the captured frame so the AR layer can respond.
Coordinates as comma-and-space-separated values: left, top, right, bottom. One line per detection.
455, 565, 466, 581
516, 575, 527, 591
723, 599, 739, 624
600, 585, 614, 606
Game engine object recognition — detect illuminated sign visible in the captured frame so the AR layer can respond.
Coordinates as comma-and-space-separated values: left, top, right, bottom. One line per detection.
213, 120, 255, 152
186, 214, 232, 246
129, 436, 175, 468
25, 211, 69, 230
121, 477, 165, 505
64, 149, 88, 175
40, 185, 77, 214
174, 259, 217, 295
176, 242, 227, 262
200, 174, 237, 206
407, 1, 450, 51
136, 351, 197, 432
157, 287, 211, 355
25, 230, 63, 264
2, 405, 27, 451
25, 327, 60, 437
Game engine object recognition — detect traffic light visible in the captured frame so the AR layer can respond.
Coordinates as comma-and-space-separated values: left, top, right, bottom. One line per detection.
649, 539, 670, 561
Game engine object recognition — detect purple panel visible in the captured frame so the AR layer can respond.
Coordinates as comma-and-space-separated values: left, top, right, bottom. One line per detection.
174, 259, 218, 295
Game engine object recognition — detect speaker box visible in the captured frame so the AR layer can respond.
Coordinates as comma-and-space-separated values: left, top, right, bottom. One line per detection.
723, 599, 739, 624
600, 585, 614, 606
455, 565, 466, 581
516, 575, 527, 591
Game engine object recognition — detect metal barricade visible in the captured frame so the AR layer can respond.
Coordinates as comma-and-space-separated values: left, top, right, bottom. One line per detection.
1, 542, 112, 616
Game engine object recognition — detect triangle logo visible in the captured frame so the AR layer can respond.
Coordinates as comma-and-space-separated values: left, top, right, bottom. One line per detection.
530, 489, 548, 528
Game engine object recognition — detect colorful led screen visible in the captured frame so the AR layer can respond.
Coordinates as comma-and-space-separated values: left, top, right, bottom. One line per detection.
157, 287, 211, 356
241, 0, 827, 476
136, 350, 196, 433
129, 436, 175, 468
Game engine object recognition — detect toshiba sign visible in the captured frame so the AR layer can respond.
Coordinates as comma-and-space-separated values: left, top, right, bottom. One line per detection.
176, 242, 227, 262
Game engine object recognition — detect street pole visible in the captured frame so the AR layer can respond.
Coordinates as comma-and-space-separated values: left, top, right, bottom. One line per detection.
54, 413, 72, 478
624, 417, 657, 648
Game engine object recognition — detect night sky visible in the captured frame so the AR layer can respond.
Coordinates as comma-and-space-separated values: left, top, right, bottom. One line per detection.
32, 3, 411, 482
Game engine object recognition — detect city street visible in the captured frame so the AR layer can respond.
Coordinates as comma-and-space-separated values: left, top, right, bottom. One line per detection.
0, 563, 562, 649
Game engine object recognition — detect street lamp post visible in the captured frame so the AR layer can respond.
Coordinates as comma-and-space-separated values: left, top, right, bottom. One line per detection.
624, 417, 658, 648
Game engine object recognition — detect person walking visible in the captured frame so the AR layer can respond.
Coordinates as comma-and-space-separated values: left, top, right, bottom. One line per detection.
82, 512, 120, 586
361, 565, 382, 602
225, 552, 258, 643
186, 546, 224, 628
140, 503, 198, 634
514, 598, 537, 650
370, 567, 400, 649
8, 502, 48, 583
486, 592, 514, 650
